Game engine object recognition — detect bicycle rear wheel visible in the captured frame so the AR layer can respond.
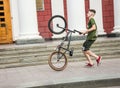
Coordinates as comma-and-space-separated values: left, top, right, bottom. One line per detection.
48, 15, 67, 34
48, 51, 67, 71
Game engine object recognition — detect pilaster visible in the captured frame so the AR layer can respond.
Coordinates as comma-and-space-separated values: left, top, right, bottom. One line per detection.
16, 0, 44, 44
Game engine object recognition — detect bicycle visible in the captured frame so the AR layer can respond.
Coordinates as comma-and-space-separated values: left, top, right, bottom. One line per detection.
48, 15, 82, 71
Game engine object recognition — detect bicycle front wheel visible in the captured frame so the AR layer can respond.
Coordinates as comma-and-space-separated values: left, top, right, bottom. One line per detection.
48, 15, 67, 34
48, 51, 67, 71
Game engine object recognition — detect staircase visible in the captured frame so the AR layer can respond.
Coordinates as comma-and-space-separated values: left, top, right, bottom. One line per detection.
0, 37, 120, 69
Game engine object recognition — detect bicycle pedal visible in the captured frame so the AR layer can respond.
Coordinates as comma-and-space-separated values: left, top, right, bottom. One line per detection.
69, 50, 73, 56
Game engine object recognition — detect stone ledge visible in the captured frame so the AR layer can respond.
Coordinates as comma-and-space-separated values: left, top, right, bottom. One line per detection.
15, 38, 45, 45
21, 78, 120, 88
107, 33, 120, 37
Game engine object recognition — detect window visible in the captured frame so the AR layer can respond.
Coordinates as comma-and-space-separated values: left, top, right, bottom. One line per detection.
0, 7, 4, 10
0, 12, 4, 16
36, 0, 44, 11
0, 1, 3, 5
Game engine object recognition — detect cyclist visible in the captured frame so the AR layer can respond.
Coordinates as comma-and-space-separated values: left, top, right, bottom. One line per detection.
81, 9, 102, 67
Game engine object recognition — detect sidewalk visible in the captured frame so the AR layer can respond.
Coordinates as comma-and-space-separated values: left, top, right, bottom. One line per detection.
0, 58, 120, 88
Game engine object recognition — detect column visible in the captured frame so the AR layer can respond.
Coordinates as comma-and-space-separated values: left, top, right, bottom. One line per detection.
113, 0, 120, 33
51, 0, 66, 38
17, 0, 44, 44
10, 0, 20, 41
90, 0, 105, 35
67, 0, 86, 36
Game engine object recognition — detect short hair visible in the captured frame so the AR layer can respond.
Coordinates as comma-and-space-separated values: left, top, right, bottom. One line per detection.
89, 9, 96, 14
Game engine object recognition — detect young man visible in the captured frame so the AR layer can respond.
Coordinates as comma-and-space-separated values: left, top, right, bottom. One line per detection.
82, 9, 102, 67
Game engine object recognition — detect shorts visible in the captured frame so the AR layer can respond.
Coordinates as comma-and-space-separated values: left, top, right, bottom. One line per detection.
82, 40, 95, 51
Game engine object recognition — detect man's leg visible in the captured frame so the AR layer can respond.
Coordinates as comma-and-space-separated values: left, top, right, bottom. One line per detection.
85, 50, 102, 65
83, 50, 94, 65
86, 50, 99, 60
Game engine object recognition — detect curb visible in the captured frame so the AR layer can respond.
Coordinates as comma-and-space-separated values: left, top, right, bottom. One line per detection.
21, 78, 120, 88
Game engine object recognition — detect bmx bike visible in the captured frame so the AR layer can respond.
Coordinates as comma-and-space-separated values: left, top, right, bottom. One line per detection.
48, 15, 82, 71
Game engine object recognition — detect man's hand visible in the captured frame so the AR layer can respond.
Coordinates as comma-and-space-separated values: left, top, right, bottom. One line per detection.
81, 30, 88, 35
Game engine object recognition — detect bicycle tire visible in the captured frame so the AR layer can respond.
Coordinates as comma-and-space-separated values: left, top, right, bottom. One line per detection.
48, 51, 67, 71
48, 15, 67, 34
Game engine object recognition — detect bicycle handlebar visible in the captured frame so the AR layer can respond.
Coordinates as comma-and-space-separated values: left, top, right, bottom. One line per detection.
57, 24, 82, 34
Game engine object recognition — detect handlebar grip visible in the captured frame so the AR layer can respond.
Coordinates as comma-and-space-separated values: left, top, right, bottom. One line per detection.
74, 30, 82, 34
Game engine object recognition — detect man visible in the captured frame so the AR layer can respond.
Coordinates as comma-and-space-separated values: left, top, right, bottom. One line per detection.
82, 9, 102, 67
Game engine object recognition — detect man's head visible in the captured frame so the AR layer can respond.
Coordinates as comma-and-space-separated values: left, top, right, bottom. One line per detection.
87, 9, 96, 18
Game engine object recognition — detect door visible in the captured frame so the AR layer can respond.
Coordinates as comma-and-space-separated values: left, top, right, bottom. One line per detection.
0, 0, 13, 44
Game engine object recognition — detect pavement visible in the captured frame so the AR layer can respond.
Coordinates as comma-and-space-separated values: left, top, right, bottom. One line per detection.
0, 58, 120, 88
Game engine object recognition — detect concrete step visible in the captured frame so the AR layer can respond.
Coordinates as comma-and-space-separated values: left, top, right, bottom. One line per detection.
0, 61, 48, 69
0, 48, 120, 66
0, 47, 119, 63
0, 38, 120, 50
0, 37, 120, 68
0, 54, 120, 69
0, 40, 119, 56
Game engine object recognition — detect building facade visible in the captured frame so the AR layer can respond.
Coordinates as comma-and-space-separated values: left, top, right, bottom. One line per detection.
0, 0, 119, 44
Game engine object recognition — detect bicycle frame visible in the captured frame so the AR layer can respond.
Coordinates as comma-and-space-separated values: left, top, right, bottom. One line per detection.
57, 31, 72, 54
55, 25, 82, 60
55, 32, 72, 60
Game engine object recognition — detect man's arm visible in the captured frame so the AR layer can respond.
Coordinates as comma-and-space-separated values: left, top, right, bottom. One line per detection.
83, 24, 96, 34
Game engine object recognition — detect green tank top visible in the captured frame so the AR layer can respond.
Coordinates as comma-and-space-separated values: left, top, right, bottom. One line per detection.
87, 18, 97, 40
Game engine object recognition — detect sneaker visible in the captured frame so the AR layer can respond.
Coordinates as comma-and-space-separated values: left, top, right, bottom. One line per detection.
96, 56, 102, 66
86, 63, 94, 67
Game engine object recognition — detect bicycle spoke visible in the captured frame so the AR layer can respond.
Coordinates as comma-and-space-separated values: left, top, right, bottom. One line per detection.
48, 15, 67, 34
48, 51, 67, 71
